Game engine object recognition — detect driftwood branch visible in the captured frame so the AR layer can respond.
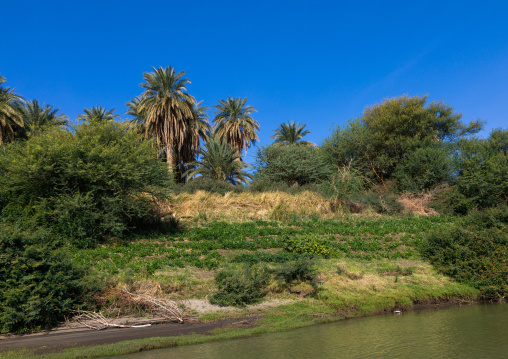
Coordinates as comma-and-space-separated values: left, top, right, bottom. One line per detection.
68, 289, 185, 330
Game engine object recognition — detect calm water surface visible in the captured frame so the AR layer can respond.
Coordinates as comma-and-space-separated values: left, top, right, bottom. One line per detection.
112, 304, 507, 359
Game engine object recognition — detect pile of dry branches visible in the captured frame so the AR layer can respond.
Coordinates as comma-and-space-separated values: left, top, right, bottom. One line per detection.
68, 289, 185, 330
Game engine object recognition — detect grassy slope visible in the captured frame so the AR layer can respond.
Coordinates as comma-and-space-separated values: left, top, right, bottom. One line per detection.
1, 192, 480, 358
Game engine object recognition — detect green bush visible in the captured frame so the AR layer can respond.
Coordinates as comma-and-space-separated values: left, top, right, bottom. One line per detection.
209, 265, 269, 307
254, 144, 332, 187
393, 146, 451, 192
0, 228, 97, 333
272, 258, 319, 288
453, 129, 508, 211
421, 206, 508, 300
0, 122, 171, 247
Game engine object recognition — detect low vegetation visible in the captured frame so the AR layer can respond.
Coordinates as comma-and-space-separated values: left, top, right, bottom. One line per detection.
0, 72, 506, 349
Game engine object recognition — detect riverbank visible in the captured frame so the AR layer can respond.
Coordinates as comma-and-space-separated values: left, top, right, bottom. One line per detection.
0, 214, 492, 358
0, 256, 479, 358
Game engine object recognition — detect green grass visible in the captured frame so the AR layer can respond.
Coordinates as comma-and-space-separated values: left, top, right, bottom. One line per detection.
70, 216, 460, 281
0, 215, 479, 358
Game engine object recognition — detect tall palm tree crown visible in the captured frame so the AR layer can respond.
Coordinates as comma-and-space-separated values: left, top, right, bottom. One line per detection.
137, 66, 196, 173
0, 75, 24, 145
270, 121, 316, 147
184, 136, 253, 185
17, 99, 68, 135
213, 97, 259, 156
78, 106, 118, 123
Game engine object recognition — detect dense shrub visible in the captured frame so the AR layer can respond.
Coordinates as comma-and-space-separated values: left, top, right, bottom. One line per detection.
0, 228, 97, 333
272, 258, 319, 288
393, 146, 451, 192
254, 144, 332, 187
421, 207, 508, 300
210, 265, 270, 307
452, 129, 508, 211
0, 122, 171, 247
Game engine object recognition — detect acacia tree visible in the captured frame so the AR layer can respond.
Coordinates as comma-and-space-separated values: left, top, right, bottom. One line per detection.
137, 66, 195, 175
322, 95, 483, 186
271, 121, 316, 146
213, 97, 259, 157
0, 75, 24, 146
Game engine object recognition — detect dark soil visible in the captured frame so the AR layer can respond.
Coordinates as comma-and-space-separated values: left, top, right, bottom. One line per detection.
0, 316, 261, 355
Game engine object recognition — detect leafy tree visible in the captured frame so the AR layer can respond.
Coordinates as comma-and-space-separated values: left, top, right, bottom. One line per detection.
16, 99, 68, 136
393, 145, 451, 192
78, 106, 118, 123
213, 97, 259, 156
322, 95, 482, 185
0, 121, 170, 247
0, 75, 24, 146
271, 121, 316, 146
137, 66, 195, 174
255, 144, 331, 186
453, 128, 508, 209
185, 136, 253, 185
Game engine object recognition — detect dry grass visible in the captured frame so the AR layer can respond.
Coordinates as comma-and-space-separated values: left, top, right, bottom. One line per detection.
157, 190, 345, 223
397, 191, 438, 216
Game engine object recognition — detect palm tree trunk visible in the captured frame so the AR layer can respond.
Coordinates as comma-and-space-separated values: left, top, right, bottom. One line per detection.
166, 146, 174, 173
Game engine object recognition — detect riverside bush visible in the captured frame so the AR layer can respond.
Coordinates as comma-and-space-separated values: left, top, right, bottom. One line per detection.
0, 122, 171, 247
0, 228, 97, 333
421, 206, 508, 299
210, 265, 269, 307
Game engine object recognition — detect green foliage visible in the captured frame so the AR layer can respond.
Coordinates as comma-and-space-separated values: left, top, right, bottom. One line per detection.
0, 121, 171, 247
185, 136, 253, 185
210, 265, 269, 306
282, 235, 332, 257
421, 207, 508, 299
272, 258, 319, 288
0, 228, 96, 333
393, 146, 451, 192
453, 128, 508, 210
270, 121, 316, 146
322, 95, 482, 184
255, 144, 332, 186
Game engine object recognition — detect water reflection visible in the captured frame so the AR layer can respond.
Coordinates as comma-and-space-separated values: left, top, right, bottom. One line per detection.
112, 304, 507, 359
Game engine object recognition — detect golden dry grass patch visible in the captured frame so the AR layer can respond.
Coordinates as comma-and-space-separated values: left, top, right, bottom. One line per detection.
160, 190, 344, 223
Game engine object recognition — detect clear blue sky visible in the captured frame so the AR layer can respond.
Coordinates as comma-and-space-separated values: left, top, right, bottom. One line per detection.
2, 0, 507, 163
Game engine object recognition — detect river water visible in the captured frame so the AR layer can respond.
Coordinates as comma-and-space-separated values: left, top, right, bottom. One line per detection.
114, 303, 507, 358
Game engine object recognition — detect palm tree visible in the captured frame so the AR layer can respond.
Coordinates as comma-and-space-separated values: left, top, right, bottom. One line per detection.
17, 99, 68, 135
184, 136, 253, 185
270, 121, 316, 146
174, 100, 212, 181
0, 75, 24, 146
137, 66, 194, 173
78, 106, 118, 123
125, 96, 145, 132
212, 97, 259, 156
